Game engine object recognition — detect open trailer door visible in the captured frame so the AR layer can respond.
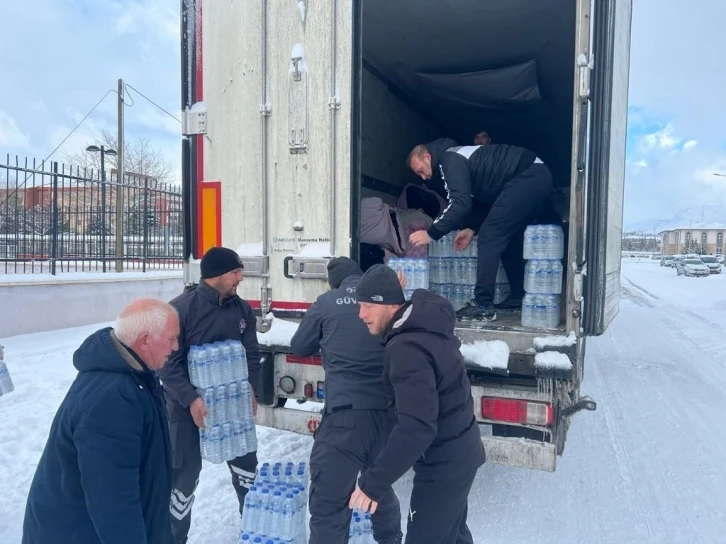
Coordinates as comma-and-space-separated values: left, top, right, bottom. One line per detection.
583, 0, 633, 336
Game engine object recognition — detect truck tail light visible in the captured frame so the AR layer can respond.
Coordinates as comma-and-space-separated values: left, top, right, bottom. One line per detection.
286, 355, 323, 366
481, 397, 553, 426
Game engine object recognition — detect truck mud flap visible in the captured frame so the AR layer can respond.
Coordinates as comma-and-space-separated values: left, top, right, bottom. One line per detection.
481, 436, 557, 472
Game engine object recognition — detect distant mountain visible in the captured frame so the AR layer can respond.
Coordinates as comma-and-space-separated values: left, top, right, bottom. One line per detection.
625, 204, 725, 232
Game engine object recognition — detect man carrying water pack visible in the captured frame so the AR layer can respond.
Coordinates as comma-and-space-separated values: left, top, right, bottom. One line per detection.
407, 138, 553, 322
159, 246, 262, 544
291, 257, 403, 544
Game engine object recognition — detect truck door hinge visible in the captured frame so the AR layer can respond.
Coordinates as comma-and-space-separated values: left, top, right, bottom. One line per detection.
576, 53, 594, 99
328, 95, 341, 110
181, 103, 207, 136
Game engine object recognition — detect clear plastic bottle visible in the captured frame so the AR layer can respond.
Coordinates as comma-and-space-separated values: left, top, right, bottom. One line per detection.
240, 381, 252, 421
549, 260, 563, 294
523, 225, 536, 259
241, 486, 261, 535
216, 385, 229, 424
228, 381, 241, 421
222, 422, 234, 461
208, 345, 223, 386
543, 294, 561, 330
418, 259, 429, 289
221, 341, 235, 383
0, 360, 14, 396
194, 346, 209, 388
187, 346, 199, 388
521, 293, 536, 328
258, 488, 272, 537
202, 386, 216, 426
280, 494, 296, 542
207, 425, 224, 464
232, 341, 248, 381
246, 420, 258, 452
233, 419, 247, 457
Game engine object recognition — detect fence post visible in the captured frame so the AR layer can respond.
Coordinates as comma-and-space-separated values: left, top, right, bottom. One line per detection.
142, 178, 149, 273
51, 162, 59, 275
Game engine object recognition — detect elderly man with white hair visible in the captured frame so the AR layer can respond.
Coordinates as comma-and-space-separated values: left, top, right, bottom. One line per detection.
22, 298, 180, 544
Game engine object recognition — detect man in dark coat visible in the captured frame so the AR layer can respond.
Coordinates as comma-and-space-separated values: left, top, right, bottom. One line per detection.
22, 298, 180, 544
158, 246, 262, 543
407, 138, 553, 321
350, 264, 486, 544
291, 257, 402, 544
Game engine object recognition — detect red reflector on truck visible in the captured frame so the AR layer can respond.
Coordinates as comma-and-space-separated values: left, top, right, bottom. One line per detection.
481, 397, 553, 426
285, 355, 322, 366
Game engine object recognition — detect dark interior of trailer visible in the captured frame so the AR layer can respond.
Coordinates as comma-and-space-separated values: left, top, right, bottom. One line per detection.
355, 0, 577, 331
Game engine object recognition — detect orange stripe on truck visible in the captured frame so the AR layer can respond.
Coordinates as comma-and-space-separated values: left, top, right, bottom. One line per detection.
196, 180, 221, 256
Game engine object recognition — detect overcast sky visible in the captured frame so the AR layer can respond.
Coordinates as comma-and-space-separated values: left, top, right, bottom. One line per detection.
0, 0, 724, 231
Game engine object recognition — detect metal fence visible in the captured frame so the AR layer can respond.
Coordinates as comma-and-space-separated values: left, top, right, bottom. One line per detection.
0, 155, 184, 275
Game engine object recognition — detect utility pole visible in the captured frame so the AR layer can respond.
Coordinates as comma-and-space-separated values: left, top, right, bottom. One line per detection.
115, 78, 125, 272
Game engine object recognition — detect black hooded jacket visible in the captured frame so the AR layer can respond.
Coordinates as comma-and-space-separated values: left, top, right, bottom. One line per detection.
424, 137, 537, 240
357, 290, 486, 501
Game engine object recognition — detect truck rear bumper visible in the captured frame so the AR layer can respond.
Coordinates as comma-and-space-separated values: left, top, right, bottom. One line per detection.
255, 404, 556, 472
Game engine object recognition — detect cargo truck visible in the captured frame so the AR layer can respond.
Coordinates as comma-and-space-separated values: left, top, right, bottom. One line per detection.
178, 0, 633, 471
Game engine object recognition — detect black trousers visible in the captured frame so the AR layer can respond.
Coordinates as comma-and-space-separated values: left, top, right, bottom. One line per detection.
166, 400, 258, 544
404, 471, 478, 544
309, 409, 402, 544
475, 163, 553, 306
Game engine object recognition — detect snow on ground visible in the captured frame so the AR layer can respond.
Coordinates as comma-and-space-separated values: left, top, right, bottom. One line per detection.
2, 261, 726, 542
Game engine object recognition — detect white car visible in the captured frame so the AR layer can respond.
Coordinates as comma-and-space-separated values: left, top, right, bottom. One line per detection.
699, 255, 722, 274
676, 258, 710, 277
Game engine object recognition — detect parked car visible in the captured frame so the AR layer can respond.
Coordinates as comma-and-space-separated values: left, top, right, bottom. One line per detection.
698, 255, 722, 274
660, 256, 675, 267
676, 258, 710, 277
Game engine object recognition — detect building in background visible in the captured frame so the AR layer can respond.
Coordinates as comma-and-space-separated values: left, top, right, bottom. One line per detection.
659, 224, 726, 255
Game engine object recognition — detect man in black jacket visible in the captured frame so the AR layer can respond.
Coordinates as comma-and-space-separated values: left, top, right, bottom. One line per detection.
350, 264, 486, 544
23, 298, 179, 544
407, 138, 553, 321
158, 247, 261, 543
291, 257, 402, 544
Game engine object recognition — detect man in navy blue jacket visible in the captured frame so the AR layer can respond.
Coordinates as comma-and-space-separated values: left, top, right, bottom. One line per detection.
22, 298, 180, 544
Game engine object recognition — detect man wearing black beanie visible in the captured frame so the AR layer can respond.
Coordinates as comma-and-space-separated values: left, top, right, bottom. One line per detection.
291, 257, 403, 544
351, 264, 486, 544
158, 246, 261, 543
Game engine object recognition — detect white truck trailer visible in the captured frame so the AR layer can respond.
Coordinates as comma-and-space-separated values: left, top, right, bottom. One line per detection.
178, 0, 633, 472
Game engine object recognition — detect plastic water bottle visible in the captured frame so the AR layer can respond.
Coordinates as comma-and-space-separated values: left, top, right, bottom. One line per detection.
279, 494, 295, 541
216, 385, 229, 424
418, 259, 429, 289
543, 294, 561, 329
202, 386, 216, 426
233, 420, 247, 457
466, 258, 477, 285
246, 420, 258, 452
522, 294, 535, 328
208, 345, 222, 385
542, 225, 565, 260
523, 225, 536, 259
549, 260, 563, 294
192, 346, 208, 388
258, 488, 272, 535
207, 425, 224, 464
0, 360, 14, 396
233, 341, 248, 381
241, 486, 260, 535
269, 492, 283, 537
228, 381, 241, 421
221, 342, 235, 383
221, 422, 234, 461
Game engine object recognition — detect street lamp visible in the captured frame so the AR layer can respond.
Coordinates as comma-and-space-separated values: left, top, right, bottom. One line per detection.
86, 145, 117, 271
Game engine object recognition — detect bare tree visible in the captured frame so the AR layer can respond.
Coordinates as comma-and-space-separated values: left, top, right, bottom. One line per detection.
63, 129, 175, 184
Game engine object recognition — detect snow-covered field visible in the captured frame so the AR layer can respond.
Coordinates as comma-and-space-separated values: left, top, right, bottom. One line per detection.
2, 261, 725, 543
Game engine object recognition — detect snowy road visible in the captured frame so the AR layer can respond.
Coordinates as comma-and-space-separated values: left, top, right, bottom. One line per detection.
1, 261, 725, 543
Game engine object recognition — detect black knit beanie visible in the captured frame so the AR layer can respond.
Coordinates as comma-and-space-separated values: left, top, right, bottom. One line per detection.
327, 257, 363, 289
356, 264, 405, 305
200, 247, 244, 279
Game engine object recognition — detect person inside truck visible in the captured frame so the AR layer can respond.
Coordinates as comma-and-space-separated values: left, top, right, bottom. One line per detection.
407, 138, 553, 322
351, 264, 486, 544
158, 246, 262, 544
290, 257, 403, 544
473, 131, 491, 145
